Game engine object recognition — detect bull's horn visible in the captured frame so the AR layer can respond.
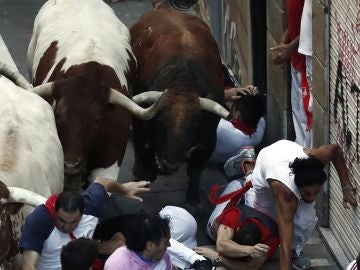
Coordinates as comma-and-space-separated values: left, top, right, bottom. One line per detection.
132, 91, 164, 104
31, 82, 54, 97
199, 98, 230, 119
0, 62, 32, 90
109, 89, 165, 120
133, 91, 230, 119
0, 187, 46, 207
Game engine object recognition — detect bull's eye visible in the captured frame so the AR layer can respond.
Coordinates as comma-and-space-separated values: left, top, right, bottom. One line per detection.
95, 117, 101, 123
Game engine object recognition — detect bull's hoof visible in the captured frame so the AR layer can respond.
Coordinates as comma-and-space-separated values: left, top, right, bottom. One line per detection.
183, 200, 203, 216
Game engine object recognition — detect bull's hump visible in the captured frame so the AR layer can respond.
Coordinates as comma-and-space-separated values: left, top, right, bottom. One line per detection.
32, 0, 133, 87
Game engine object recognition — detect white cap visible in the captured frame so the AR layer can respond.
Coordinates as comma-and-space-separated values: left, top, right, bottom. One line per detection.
159, 205, 198, 249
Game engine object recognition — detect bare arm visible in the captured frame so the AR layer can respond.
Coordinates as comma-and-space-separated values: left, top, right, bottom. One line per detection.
270, 29, 299, 66
309, 144, 358, 208
21, 250, 40, 270
270, 180, 298, 270
224, 85, 259, 101
216, 224, 269, 258
93, 176, 150, 202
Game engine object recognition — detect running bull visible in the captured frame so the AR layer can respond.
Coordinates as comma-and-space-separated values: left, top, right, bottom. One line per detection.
26, 0, 164, 190
130, 7, 230, 206
0, 65, 63, 269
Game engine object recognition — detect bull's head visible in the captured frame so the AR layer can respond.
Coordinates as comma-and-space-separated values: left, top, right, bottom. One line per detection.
132, 90, 229, 175
29, 78, 165, 183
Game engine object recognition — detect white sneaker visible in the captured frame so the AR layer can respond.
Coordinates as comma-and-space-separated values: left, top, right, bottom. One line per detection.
223, 146, 256, 180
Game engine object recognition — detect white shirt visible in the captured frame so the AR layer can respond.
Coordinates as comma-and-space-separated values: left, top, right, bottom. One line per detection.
210, 117, 266, 163
298, 0, 312, 56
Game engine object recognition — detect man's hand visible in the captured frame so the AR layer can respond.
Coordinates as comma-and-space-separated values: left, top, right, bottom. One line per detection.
225, 85, 258, 101
193, 246, 218, 261
122, 181, 151, 202
249, 243, 270, 258
271, 43, 292, 66
342, 187, 358, 209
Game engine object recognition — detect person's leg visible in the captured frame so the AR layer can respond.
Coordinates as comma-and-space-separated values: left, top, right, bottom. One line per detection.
304, 55, 313, 148
159, 206, 212, 269
167, 238, 211, 269
291, 65, 309, 147
292, 200, 317, 270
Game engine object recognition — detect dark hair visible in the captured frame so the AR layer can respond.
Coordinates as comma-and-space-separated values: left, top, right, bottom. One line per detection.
233, 221, 262, 246
55, 191, 85, 214
289, 157, 327, 188
61, 238, 99, 270
235, 94, 264, 128
126, 214, 170, 252
356, 252, 360, 268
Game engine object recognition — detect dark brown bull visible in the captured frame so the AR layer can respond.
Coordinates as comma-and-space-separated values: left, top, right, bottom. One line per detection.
130, 7, 229, 206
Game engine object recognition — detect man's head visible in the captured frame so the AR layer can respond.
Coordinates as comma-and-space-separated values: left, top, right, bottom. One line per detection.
61, 238, 99, 270
233, 221, 262, 246
234, 94, 264, 129
126, 213, 170, 261
55, 191, 85, 233
289, 157, 327, 203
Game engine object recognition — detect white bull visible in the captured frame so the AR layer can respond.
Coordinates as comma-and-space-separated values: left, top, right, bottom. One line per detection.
0, 73, 63, 269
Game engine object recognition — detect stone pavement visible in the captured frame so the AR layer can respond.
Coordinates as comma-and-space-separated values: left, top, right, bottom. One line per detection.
0, 0, 343, 269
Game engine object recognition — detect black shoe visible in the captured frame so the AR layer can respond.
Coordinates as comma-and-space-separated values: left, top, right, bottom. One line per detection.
191, 259, 213, 270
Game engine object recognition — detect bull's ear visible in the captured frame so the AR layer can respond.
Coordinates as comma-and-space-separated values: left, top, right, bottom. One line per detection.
31, 82, 55, 97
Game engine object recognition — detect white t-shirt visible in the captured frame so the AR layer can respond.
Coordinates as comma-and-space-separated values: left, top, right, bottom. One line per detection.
210, 117, 266, 163
246, 140, 307, 218
298, 0, 312, 56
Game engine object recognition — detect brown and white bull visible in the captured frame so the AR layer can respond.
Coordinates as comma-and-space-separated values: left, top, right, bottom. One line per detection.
0, 70, 63, 269
27, 0, 163, 189
130, 7, 229, 206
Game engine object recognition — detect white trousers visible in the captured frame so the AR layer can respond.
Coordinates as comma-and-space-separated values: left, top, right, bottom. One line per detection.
160, 206, 206, 269
291, 64, 313, 148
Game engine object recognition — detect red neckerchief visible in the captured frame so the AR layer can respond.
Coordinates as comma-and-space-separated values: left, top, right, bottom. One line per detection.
208, 181, 253, 206
45, 194, 59, 222
230, 119, 256, 136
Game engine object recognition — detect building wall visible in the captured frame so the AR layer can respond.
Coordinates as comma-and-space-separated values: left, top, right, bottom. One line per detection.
266, 0, 289, 143
196, 0, 253, 86
327, 0, 360, 263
